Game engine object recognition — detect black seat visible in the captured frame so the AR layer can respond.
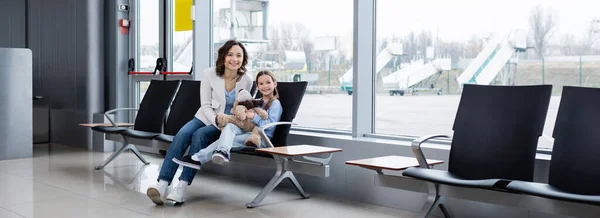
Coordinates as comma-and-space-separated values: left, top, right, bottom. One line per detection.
92, 126, 129, 134
231, 81, 308, 157
120, 129, 163, 139
231, 144, 273, 158
155, 135, 175, 144
401, 84, 552, 217
92, 80, 179, 135
117, 80, 180, 139
507, 86, 600, 205
403, 170, 501, 189
155, 80, 202, 143
92, 79, 180, 170
506, 182, 600, 206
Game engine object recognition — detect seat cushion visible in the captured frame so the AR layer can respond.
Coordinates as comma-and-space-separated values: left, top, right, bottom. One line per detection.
507, 181, 600, 205
91, 126, 128, 134
155, 134, 174, 143
402, 168, 504, 190
231, 146, 273, 159
120, 129, 160, 139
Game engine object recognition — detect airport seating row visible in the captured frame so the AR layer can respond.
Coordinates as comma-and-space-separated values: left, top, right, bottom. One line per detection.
346, 84, 600, 218
83, 79, 342, 208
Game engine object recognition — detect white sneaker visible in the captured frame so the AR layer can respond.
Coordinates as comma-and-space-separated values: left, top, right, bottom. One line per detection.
211, 151, 230, 165
166, 184, 187, 204
146, 183, 167, 205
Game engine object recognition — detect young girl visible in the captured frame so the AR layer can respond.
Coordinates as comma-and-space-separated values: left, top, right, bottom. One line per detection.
170, 70, 282, 200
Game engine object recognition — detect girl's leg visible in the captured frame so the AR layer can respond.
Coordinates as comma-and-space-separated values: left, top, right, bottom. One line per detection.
157, 118, 205, 184
228, 132, 253, 150
212, 132, 260, 166
172, 139, 219, 169
228, 132, 268, 151
174, 125, 244, 169
192, 140, 219, 165
210, 124, 246, 164
177, 124, 220, 185
214, 123, 246, 153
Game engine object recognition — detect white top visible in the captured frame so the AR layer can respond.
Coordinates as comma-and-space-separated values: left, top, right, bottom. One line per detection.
195, 67, 254, 126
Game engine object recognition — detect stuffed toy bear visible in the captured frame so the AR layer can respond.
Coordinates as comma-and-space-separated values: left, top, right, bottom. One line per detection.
215, 89, 268, 147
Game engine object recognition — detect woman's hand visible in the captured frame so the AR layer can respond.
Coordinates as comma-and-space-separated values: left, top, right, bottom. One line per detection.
245, 111, 255, 119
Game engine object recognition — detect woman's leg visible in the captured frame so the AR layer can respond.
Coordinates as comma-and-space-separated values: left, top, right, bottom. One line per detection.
177, 124, 220, 185
149, 118, 204, 205
157, 118, 205, 185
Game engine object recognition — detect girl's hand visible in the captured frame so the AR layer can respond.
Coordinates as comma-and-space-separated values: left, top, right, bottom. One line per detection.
245, 111, 255, 119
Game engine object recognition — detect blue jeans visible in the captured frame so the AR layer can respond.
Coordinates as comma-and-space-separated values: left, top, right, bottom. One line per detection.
158, 118, 220, 185
194, 123, 266, 164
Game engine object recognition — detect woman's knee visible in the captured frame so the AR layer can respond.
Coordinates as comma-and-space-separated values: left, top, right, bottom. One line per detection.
173, 128, 194, 142
192, 127, 218, 144
175, 119, 202, 136
175, 121, 200, 138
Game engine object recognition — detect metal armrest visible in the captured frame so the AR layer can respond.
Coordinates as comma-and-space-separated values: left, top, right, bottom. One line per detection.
257, 122, 296, 148
411, 134, 451, 168
104, 108, 139, 126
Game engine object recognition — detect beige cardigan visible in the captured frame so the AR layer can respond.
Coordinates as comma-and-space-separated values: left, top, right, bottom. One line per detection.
194, 68, 254, 127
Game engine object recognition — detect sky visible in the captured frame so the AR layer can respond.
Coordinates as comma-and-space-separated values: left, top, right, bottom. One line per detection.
139, 0, 600, 49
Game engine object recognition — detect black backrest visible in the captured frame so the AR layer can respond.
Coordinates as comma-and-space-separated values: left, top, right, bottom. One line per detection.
163, 80, 201, 136
134, 80, 180, 133
448, 84, 552, 181
549, 86, 600, 194
269, 81, 308, 147
250, 81, 257, 97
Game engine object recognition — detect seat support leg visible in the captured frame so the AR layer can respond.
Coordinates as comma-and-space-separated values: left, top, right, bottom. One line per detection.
438, 198, 451, 218
95, 141, 130, 170
246, 157, 309, 208
419, 183, 451, 218
94, 137, 150, 170
129, 144, 150, 165
287, 172, 310, 199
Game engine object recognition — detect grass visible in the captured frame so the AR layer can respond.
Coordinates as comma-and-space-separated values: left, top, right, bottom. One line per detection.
515, 61, 600, 94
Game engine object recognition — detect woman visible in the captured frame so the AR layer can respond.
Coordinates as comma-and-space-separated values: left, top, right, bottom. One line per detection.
173, 70, 282, 168
146, 39, 254, 205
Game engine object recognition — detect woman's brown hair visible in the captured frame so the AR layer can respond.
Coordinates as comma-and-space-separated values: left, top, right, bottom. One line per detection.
256, 70, 279, 110
215, 39, 248, 78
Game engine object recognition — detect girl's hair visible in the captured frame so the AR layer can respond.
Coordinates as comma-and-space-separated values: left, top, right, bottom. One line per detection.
215, 39, 248, 78
256, 70, 279, 110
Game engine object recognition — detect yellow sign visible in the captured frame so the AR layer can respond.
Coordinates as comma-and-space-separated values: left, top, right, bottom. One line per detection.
174, 0, 193, 31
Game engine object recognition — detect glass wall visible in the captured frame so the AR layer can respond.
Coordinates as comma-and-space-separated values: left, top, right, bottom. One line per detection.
212, 0, 354, 131
131, 0, 600, 151
171, 0, 193, 72
138, 0, 160, 72
375, 0, 600, 150
131, 0, 161, 107
136, 0, 161, 105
